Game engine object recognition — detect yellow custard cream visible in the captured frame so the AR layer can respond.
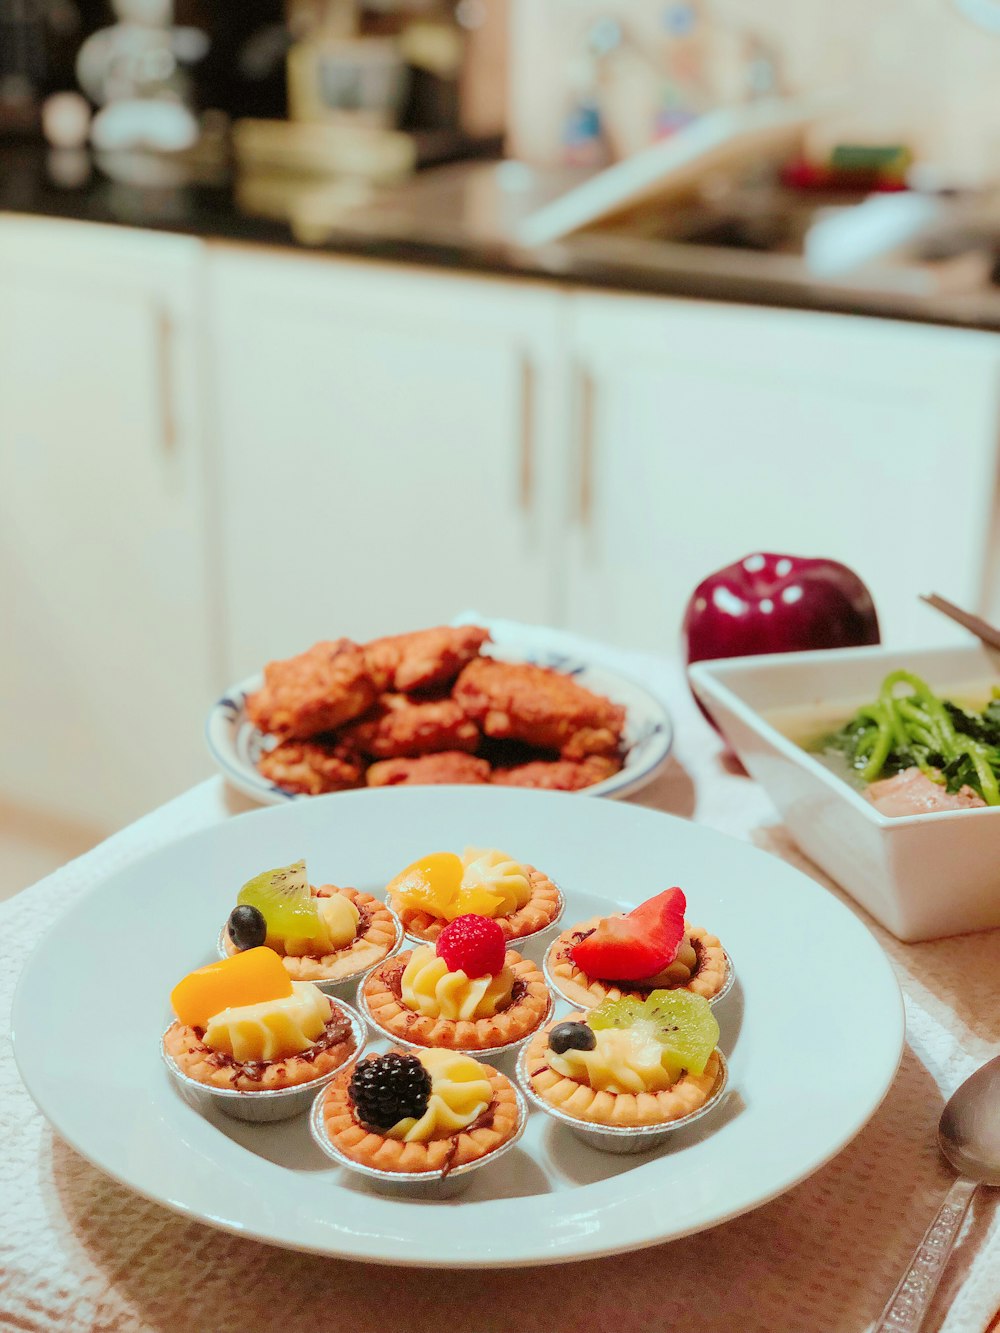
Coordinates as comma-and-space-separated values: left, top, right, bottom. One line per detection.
642, 935, 698, 987
387, 1049, 492, 1142
549, 1027, 682, 1094
401, 945, 514, 1020
203, 981, 330, 1062
460, 848, 531, 916
278, 894, 360, 957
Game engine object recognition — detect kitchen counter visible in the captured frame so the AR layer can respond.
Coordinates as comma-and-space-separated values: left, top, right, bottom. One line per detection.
4, 140, 1000, 330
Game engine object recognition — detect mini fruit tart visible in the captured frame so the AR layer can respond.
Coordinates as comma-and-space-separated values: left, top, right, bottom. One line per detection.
162, 948, 365, 1121
360, 914, 552, 1054
544, 888, 731, 1010
312, 1047, 526, 1195
220, 859, 401, 988
385, 847, 564, 945
518, 991, 727, 1152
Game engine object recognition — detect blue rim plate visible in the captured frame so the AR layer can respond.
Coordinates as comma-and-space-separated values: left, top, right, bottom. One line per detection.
205, 632, 673, 806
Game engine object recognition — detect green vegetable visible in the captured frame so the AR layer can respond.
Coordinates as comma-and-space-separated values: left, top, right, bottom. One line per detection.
822, 671, 1000, 805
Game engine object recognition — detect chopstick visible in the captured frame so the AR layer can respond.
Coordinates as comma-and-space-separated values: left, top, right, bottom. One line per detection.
920, 593, 1000, 651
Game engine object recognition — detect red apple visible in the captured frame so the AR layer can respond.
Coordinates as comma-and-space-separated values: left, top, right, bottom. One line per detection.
683, 553, 881, 711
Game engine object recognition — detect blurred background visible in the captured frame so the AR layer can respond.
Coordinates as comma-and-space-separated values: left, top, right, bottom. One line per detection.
3, 0, 1000, 887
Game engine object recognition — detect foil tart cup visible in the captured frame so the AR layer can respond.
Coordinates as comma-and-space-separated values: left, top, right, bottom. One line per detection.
394, 882, 567, 953
161, 998, 368, 1124
217, 906, 404, 998
309, 1073, 529, 1199
357, 979, 554, 1064
542, 942, 736, 1011
516, 1043, 729, 1155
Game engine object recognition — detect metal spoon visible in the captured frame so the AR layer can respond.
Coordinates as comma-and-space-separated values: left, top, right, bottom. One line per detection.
874, 1054, 1000, 1332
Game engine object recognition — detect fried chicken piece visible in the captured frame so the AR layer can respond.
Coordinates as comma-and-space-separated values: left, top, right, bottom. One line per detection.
453, 658, 625, 759
490, 755, 621, 791
363, 625, 490, 694
246, 639, 376, 741
341, 693, 479, 759
257, 738, 364, 796
365, 752, 491, 787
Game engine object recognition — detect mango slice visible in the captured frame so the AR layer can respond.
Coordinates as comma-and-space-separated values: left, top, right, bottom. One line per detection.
388, 852, 464, 916
171, 947, 292, 1028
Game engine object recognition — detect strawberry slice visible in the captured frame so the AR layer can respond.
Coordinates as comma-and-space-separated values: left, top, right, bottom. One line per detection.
571, 887, 687, 982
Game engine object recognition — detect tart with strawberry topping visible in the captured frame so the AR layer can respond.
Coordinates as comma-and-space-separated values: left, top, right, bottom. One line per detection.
220, 859, 401, 986
316, 1047, 525, 1178
543, 888, 730, 1010
385, 847, 563, 944
360, 914, 552, 1052
519, 991, 726, 1143
162, 948, 361, 1094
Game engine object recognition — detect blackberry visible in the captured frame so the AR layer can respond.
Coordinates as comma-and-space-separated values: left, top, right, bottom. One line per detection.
348, 1053, 432, 1130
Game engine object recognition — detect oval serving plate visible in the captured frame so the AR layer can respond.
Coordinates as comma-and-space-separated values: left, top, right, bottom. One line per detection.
205, 623, 673, 806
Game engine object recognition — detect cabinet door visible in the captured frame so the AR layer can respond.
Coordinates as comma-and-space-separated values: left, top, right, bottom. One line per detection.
565, 295, 1000, 652
208, 249, 564, 678
0, 219, 214, 830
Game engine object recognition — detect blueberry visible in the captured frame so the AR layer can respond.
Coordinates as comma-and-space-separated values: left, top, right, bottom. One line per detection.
228, 904, 267, 951
548, 1021, 596, 1055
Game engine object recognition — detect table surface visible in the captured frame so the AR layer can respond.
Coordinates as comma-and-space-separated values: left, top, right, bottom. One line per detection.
3, 639, 999, 1333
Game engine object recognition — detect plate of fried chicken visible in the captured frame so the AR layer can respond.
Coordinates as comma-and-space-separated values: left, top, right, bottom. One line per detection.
206, 621, 673, 804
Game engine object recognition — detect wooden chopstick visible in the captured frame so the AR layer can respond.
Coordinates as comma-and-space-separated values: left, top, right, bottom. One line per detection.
920, 593, 1000, 651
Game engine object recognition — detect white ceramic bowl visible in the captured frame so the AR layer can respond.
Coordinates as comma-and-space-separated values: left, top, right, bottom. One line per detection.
689, 641, 1000, 943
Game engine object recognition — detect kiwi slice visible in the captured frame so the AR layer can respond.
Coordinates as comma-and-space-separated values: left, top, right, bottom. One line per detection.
588, 989, 719, 1077
237, 859, 320, 946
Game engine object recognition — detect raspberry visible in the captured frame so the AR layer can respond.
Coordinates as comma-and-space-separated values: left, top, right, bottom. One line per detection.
436, 914, 506, 978
348, 1052, 432, 1131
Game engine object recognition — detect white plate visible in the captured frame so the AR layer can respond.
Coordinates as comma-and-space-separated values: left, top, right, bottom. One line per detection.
12, 788, 903, 1268
205, 626, 673, 805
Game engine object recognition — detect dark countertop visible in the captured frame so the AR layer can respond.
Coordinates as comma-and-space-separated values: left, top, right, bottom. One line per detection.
4, 140, 1000, 332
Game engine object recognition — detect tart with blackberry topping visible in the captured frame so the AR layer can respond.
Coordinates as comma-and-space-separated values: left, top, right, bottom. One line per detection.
385, 847, 563, 944
162, 948, 361, 1093
360, 914, 552, 1052
318, 1047, 524, 1175
520, 991, 725, 1135
220, 859, 400, 986
544, 888, 729, 1010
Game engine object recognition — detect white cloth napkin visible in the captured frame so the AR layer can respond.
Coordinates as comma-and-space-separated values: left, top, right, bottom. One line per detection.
2, 621, 998, 1333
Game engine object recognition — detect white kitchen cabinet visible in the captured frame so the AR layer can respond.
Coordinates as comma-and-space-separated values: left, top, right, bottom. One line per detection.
208, 248, 566, 678
563, 293, 1000, 653
0, 217, 216, 830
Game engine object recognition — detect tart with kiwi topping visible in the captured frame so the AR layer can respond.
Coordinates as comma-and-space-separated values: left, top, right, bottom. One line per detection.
360, 914, 552, 1052
221, 859, 401, 985
385, 847, 563, 944
544, 888, 730, 1010
317, 1047, 524, 1177
521, 990, 725, 1134
162, 948, 361, 1093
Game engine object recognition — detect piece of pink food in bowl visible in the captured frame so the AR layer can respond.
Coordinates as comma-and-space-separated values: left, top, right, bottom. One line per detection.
865, 767, 987, 817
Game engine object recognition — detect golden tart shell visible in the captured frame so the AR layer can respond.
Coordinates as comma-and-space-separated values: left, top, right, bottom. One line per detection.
386, 864, 561, 944
523, 1015, 723, 1128
224, 884, 398, 982
163, 998, 357, 1092
361, 949, 550, 1051
545, 919, 727, 1008
321, 1054, 521, 1174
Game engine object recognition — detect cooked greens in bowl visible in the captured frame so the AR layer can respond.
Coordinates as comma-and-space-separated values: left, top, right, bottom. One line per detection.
810, 671, 1000, 816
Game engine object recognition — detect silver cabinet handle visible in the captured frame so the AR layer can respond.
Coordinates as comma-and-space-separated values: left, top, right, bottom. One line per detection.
574, 362, 595, 529
518, 356, 534, 513
156, 307, 176, 453
873, 1176, 978, 1332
